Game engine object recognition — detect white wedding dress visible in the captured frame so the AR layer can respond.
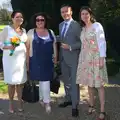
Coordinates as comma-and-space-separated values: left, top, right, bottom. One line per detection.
0, 26, 27, 85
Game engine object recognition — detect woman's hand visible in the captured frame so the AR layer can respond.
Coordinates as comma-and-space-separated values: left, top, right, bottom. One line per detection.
26, 61, 29, 71
53, 56, 58, 64
3, 45, 15, 50
99, 57, 104, 69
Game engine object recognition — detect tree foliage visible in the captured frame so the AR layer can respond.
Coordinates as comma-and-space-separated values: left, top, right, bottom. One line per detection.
90, 0, 120, 24
11, 0, 89, 31
90, 0, 120, 56
0, 8, 11, 24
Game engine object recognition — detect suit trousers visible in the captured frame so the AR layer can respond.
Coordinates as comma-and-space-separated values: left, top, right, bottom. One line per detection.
61, 59, 80, 108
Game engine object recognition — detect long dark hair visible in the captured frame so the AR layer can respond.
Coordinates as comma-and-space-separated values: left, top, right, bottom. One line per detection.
11, 10, 24, 29
79, 6, 96, 27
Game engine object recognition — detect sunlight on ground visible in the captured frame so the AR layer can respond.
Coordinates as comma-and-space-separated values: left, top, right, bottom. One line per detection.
0, 79, 120, 105
1, 80, 120, 102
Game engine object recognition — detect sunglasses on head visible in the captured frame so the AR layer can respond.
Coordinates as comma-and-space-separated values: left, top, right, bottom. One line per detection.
36, 19, 45, 22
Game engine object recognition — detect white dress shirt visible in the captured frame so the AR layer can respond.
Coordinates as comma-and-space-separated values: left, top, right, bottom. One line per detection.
61, 19, 73, 51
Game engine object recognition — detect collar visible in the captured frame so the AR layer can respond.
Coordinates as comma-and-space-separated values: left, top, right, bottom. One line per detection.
64, 18, 73, 24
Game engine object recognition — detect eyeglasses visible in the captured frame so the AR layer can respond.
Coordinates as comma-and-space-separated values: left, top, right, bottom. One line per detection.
36, 19, 45, 22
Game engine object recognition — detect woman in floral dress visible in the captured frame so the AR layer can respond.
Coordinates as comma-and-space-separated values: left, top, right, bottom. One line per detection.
76, 6, 108, 120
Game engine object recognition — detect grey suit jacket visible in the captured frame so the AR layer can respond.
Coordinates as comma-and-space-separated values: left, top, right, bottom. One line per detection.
58, 20, 81, 66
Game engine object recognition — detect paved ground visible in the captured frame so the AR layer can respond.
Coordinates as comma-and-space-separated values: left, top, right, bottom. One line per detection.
0, 73, 120, 120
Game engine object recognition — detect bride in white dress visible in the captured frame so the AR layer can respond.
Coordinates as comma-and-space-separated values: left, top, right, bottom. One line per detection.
0, 10, 28, 113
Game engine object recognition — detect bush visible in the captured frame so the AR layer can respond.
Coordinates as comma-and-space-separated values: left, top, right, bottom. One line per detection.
90, 0, 120, 58
90, 0, 120, 24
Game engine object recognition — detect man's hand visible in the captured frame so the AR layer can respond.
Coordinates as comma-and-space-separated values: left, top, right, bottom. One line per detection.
61, 43, 70, 50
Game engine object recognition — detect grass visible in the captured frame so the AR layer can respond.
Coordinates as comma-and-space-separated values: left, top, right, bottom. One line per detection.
0, 80, 7, 94
0, 58, 119, 94
0, 25, 6, 29
0, 25, 6, 31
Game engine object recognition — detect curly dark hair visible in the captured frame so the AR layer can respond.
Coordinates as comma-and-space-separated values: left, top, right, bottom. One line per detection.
31, 12, 51, 29
79, 6, 96, 27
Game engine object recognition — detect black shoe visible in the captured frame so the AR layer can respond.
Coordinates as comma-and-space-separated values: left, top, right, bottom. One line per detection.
58, 101, 72, 108
72, 108, 79, 117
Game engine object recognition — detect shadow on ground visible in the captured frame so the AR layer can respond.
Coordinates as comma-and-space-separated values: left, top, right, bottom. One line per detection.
1, 85, 120, 120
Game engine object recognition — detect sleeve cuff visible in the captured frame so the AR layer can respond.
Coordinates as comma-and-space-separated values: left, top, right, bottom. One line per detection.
100, 53, 106, 57
0, 42, 4, 50
69, 46, 72, 51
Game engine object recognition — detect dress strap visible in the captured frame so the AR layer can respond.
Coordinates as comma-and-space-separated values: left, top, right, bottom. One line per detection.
48, 29, 54, 41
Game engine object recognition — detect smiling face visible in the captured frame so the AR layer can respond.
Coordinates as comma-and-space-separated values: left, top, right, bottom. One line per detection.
35, 15, 45, 29
60, 6, 72, 21
12, 12, 23, 26
80, 9, 91, 24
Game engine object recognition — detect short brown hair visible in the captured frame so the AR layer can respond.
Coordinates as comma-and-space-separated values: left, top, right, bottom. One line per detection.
60, 4, 72, 11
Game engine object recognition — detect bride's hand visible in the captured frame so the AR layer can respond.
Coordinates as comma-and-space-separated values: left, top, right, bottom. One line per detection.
3, 45, 15, 50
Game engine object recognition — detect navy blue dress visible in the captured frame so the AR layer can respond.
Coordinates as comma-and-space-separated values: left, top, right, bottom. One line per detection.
29, 30, 54, 81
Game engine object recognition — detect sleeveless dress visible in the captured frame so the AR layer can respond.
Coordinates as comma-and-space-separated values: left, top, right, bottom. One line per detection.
76, 22, 108, 88
2, 26, 27, 85
29, 30, 54, 81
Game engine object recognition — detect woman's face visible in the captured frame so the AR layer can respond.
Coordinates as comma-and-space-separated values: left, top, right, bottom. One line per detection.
80, 10, 91, 23
36, 16, 45, 29
12, 12, 23, 26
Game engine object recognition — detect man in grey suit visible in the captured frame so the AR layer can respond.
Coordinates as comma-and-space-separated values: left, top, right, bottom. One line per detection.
58, 4, 81, 117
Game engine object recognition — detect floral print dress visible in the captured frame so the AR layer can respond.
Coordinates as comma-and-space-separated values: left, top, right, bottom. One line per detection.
76, 22, 108, 88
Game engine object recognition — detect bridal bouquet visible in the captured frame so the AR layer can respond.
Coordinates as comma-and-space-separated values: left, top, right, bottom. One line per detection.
10, 36, 20, 56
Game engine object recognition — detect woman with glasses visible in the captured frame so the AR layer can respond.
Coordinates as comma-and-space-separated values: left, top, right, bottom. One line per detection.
26, 13, 57, 113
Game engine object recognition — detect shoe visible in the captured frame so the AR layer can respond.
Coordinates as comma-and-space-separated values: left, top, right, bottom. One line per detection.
9, 102, 14, 114
45, 104, 51, 114
72, 108, 79, 117
87, 105, 95, 115
18, 108, 24, 112
58, 101, 72, 108
97, 112, 106, 120
8, 109, 14, 114
39, 100, 44, 107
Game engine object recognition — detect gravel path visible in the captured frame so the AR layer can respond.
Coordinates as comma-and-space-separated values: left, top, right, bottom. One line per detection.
0, 72, 120, 120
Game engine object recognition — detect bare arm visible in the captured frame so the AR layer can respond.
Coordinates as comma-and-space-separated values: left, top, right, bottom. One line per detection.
53, 40, 58, 63
25, 38, 30, 71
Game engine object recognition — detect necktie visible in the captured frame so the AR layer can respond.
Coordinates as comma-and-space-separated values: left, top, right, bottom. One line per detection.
61, 23, 67, 37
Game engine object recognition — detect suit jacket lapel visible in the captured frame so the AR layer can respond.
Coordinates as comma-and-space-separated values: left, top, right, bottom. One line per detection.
60, 22, 64, 38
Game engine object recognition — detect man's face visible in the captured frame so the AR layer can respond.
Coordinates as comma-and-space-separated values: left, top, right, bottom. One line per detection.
60, 6, 72, 21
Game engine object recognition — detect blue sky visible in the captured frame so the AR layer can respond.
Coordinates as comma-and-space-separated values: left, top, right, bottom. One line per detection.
0, 0, 7, 6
